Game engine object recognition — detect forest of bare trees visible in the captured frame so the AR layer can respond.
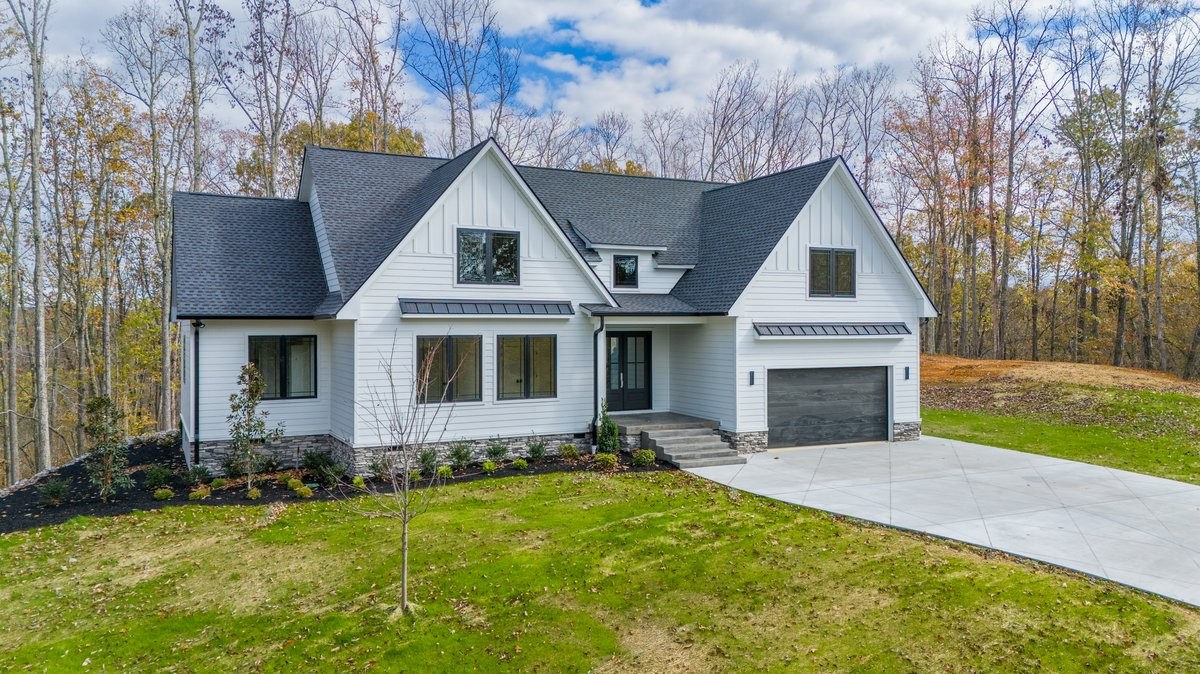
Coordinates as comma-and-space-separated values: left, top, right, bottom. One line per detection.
2, 0, 1200, 486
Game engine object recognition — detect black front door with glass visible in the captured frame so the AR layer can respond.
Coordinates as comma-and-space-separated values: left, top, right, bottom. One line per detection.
606, 332, 651, 411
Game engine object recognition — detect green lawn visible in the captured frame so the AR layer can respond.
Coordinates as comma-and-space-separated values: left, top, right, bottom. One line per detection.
3, 471, 1200, 672
924, 385, 1200, 485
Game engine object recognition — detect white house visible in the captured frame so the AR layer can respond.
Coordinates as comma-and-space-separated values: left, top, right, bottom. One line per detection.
172, 139, 938, 473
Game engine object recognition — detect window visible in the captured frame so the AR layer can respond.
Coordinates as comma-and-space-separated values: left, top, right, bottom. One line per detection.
809, 248, 856, 297
613, 254, 639, 288
248, 335, 317, 399
417, 336, 482, 403
497, 335, 557, 400
457, 229, 519, 284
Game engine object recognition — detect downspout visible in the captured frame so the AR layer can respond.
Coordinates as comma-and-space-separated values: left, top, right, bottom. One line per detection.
191, 319, 204, 465
592, 315, 605, 446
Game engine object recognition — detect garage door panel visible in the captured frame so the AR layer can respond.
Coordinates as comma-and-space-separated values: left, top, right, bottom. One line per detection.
767, 367, 888, 448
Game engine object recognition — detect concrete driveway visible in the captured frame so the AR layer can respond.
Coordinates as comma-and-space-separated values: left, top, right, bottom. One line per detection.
687, 436, 1200, 607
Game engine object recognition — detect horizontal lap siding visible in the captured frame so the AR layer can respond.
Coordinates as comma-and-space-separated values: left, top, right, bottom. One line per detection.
195, 319, 333, 441
353, 152, 608, 447
731, 170, 924, 433
330, 320, 355, 444
668, 319, 736, 427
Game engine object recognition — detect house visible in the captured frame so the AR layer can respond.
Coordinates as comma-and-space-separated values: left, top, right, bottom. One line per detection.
172, 139, 938, 474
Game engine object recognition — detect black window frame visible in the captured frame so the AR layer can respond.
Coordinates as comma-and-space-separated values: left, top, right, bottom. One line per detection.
809, 248, 857, 298
613, 254, 639, 288
248, 335, 318, 400
456, 228, 520, 285
416, 335, 483, 404
496, 334, 558, 400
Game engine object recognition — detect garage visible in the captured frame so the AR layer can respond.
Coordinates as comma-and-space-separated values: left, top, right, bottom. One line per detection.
767, 366, 889, 448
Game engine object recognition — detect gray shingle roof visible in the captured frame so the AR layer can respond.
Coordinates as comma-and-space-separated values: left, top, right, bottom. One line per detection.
172, 193, 329, 318
581, 293, 716, 316
754, 322, 911, 337
671, 158, 839, 313
398, 298, 574, 316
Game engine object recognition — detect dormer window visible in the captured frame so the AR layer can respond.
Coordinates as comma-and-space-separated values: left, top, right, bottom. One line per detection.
613, 254, 638, 288
457, 229, 519, 285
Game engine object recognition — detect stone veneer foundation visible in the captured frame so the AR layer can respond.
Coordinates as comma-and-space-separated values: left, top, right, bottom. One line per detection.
891, 421, 922, 442
195, 434, 333, 475
720, 430, 768, 454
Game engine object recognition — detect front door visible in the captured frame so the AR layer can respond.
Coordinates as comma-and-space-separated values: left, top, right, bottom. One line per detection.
606, 332, 651, 411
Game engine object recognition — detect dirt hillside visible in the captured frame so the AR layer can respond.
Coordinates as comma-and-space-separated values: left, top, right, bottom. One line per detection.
922, 354, 1200, 395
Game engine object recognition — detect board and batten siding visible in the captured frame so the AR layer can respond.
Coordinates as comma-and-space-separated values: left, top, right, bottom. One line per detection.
350, 150, 609, 447
592, 249, 686, 294
192, 319, 333, 442
730, 168, 924, 434
329, 320, 355, 444
667, 319, 737, 428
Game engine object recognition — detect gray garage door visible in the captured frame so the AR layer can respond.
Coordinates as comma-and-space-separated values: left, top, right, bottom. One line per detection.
767, 367, 888, 448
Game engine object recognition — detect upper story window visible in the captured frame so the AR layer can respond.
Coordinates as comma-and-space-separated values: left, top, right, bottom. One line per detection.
457, 229, 519, 285
810, 248, 856, 298
417, 335, 482, 403
249, 335, 317, 399
613, 254, 639, 288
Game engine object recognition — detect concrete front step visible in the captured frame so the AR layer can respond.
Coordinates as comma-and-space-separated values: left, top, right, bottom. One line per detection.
619, 420, 718, 435
673, 454, 748, 469
647, 428, 719, 442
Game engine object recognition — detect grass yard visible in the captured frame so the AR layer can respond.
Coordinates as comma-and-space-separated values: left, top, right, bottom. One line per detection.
3, 471, 1200, 672
923, 355, 1200, 485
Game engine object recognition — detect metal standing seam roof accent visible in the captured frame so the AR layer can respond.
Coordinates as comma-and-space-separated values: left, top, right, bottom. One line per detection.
398, 298, 575, 316
753, 322, 911, 337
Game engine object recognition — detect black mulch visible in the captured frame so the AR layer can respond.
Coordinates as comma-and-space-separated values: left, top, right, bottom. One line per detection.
0, 439, 670, 536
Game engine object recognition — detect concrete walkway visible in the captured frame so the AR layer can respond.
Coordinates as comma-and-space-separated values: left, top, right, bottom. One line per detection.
687, 436, 1200, 607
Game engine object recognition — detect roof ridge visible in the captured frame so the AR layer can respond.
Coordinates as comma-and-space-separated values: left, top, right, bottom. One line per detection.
516, 163, 726, 186
306, 144, 449, 162
701, 156, 841, 194
173, 190, 300, 203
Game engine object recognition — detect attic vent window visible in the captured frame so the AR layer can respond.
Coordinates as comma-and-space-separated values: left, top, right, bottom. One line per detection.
613, 254, 638, 288
457, 229, 519, 285
809, 248, 856, 298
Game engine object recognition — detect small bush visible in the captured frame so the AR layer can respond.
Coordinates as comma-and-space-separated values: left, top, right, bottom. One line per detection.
526, 438, 548, 460
482, 460, 497, 475
352, 475, 366, 490
301, 451, 343, 485
258, 456, 281, 474
210, 478, 229, 490
512, 458, 528, 471
287, 477, 303, 491
295, 485, 314, 499
219, 455, 244, 479
246, 487, 262, 500
632, 449, 657, 467
142, 463, 173, 489
38, 478, 69, 507
152, 487, 174, 501
185, 465, 212, 486
485, 439, 508, 461
368, 457, 392, 480
436, 465, 453, 480
418, 448, 438, 476
594, 452, 619, 472
448, 442, 473, 469
188, 487, 211, 501
409, 469, 423, 484
598, 403, 620, 454
559, 443, 580, 460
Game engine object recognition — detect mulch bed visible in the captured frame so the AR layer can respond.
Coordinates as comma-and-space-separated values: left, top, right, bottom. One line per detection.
0, 439, 670, 536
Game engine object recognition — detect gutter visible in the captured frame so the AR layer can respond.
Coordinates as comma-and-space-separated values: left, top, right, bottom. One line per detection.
191, 320, 204, 465
592, 316, 605, 447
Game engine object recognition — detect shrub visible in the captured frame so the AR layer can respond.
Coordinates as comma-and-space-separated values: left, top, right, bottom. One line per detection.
287, 477, 303, 491
210, 478, 229, 490
301, 450, 343, 485
632, 449, 657, 467
257, 456, 281, 474
418, 448, 438, 476
142, 463, 173, 489
83, 397, 134, 502
485, 439, 508, 461
246, 487, 262, 500
38, 478, 69, 507
436, 465, 453, 480
183, 465, 211, 486
152, 487, 174, 501
220, 454, 244, 479
409, 469, 423, 485
559, 443, 580, 461
352, 475, 366, 490
295, 485, 314, 499
526, 438, 547, 461
448, 442, 473, 469
594, 452, 619, 472
482, 460, 497, 475
598, 403, 620, 454
512, 458, 528, 471
188, 487, 211, 501
368, 456, 392, 480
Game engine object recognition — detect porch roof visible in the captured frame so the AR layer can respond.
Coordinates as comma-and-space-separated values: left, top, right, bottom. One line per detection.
581, 293, 724, 316
398, 298, 575, 316
753, 322, 911, 337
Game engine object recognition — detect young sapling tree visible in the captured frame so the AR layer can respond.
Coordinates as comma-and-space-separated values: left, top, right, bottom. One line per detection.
226, 363, 284, 494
